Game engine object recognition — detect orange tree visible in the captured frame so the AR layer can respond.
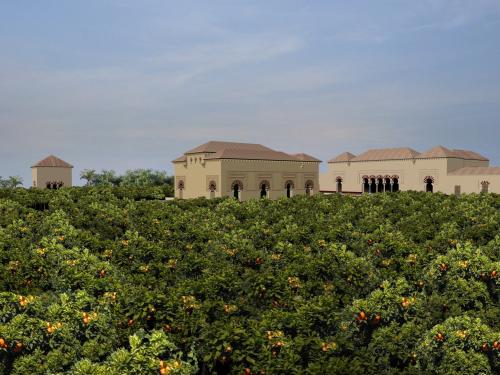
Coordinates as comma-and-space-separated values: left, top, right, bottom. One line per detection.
0, 188, 498, 374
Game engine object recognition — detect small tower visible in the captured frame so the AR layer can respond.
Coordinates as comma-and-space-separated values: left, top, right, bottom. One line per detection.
31, 155, 73, 189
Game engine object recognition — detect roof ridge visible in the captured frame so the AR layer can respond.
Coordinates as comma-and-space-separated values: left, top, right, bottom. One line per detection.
32, 155, 73, 168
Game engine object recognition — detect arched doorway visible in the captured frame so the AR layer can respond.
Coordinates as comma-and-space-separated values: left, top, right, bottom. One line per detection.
208, 181, 217, 199
424, 176, 434, 193
370, 177, 377, 193
384, 176, 391, 192
363, 176, 370, 193
231, 180, 243, 201
336, 177, 343, 193
285, 180, 294, 198
377, 177, 384, 193
177, 180, 185, 199
260, 180, 270, 198
305, 180, 314, 196
481, 181, 490, 193
392, 176, 399, 192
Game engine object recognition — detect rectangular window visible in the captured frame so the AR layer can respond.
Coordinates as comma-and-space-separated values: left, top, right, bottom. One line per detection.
454, 185, 461, 196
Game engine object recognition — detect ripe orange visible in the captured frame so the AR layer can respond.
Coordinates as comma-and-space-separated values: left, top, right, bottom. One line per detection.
12, 342, 23, 353
356, 311, 367, 322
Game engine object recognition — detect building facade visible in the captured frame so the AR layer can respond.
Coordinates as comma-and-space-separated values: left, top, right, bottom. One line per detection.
172, 141, 321, 200
320, 146, 500, 195
31, 155, 73, 189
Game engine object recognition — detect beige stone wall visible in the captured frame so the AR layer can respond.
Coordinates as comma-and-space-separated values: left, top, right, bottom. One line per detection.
322, 158, 448, 193
446, 158, 488, 172
220, 159, 319, 201
444, 175, 500, 195
320, 158, 500, 194
32, 167, 72, 188
174, 157, 319, 201
173, 153, 222, 199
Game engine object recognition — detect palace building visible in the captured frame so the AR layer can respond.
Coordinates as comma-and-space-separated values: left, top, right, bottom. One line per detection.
320, 145, 500, 195
32, 155, 73, 189
172, 141, 320, 200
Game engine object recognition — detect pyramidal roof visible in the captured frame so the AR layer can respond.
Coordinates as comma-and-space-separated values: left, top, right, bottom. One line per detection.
352, 147, 420, 162
417, 146, 488, 161
184, 141, 273, 154
32, 155, 73, 168
417, 145, 455, 158
293, 153, 322, 162
173, 141, 321, 163
329, 152, 357, 163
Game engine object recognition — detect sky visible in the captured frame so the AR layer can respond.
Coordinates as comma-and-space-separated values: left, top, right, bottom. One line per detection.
1, 0, 500, 185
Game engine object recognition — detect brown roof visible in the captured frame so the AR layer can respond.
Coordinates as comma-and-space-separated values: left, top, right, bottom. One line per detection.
32, 155, 73, 168
417, 146, 488, 161
184, 141, 273, 154
172, 155, 187, 163
329, 152, 357, 163
448, 167, 500, 176
451, 149, 489, 161
174, 141, 321, 163
351, 147, 420, 162
293, 153, 322, 162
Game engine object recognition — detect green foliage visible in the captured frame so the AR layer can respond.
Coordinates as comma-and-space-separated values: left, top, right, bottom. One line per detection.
0, 176, 23, 189
0, 190, 498, 374
80, 168, 173, 189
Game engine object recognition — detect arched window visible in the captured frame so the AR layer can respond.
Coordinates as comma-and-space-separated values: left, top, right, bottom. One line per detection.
424, 176, 434, 193
177, 180, 185, 199
284, 180, 294, 198
377, 176, 384, 193
57, 181, 64, 189
384, 176, 391, 192
231, 180, 243, 201
392, 176, 399, 192
369, 176, 377, 194
362, 176, 370, 193
208, 181, 217, 199
481, 181, 490, 193
336, 177, 343, 193
305, 180, 314, 196
260, 180, 270, 198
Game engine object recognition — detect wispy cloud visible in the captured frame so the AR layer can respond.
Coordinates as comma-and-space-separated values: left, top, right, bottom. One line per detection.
410, 0, 500, 31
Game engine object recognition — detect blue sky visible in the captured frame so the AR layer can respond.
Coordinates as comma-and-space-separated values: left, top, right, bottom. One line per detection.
1, 0, 500, 185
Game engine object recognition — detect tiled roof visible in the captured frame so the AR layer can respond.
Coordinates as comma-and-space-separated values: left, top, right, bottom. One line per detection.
329, 152, 356, 163
293, 153, 322, 162
351, 147, 420, 162
174, 141, 320, 163
184, 141, 273, 154
32, 155, 73, 168
448, 167, 500, 176
451, 149, 489, 161
171, 155, 187, 163
417, 146, 488, 161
